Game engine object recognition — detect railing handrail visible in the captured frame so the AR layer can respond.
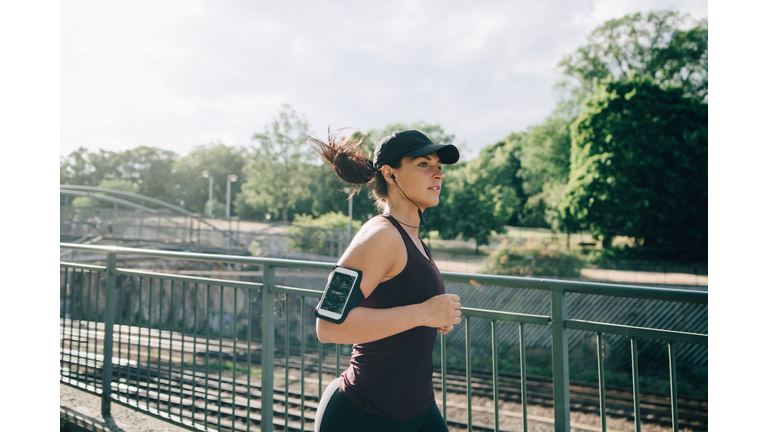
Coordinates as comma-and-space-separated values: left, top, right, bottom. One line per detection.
59, 242, 708, 432
60, 242, 708, 305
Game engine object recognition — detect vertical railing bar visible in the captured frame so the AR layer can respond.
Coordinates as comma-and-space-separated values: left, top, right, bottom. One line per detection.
93, 270, 100, 382
181, 281, 187, 423
140, 277, 147, 408
205, 284, 211, 430
192, 282, 198, 426
520, 322, 528, 432
465, 316, 472, 432
127, 276, 135, 400
631, 336, 641, 432
285, 295, 290, 429
597, 332, 606, 432
83, 269, 91, 381
233, 286, 238, 431
668, 341, 679, 432
217, 285, 224, 430
491, 320, 499, 432
71, 268, 82, 378
69, 268, 76, 375
96, 269, 102, 386
550, 288, 570, 432
115, 274, 123, 400
101, 253, 117, 415
440, 334, 448, 424
246, 286, 253, 432
300, 298, 306, 431
335, 344, 340, 377
167, 280, 175, 419
441, 333, 447, 423
158, 278, 164, 413
60, 267, 68, 377
318, 340, 323, 400
148, 277, 156, 411
149, 278, 155, 410
261, 264, 276, 432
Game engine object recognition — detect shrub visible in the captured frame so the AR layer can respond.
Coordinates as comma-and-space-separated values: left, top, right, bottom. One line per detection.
481, 239, 584, 278
288, 212, 362, 255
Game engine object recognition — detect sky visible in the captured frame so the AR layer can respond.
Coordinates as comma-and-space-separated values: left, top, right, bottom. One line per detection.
61, 0, 708, 160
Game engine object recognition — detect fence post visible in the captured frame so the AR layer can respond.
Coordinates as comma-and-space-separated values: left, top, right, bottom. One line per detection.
261, 263, 276, 432
101, 253, 117, 416
551, 287, 570, 432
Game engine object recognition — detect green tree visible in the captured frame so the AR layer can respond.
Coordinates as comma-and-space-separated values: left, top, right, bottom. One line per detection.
173, 143, 248, 216
432, 138, 523, 252
60, 146, 179, 205
310, 165, 378, 222
241, 104, 316, 223
60, 147, 97, 186
517, 115, 572, 228
560, 78, 707, 261
558, 10, 708, 101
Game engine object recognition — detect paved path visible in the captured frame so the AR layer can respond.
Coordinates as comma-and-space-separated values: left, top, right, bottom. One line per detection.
61, 383, 188, 432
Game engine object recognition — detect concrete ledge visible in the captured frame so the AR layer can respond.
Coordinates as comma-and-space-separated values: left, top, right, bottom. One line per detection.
60, 406, 118, 432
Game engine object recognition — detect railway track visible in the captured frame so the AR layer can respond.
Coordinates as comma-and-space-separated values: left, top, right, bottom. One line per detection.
60, 320, 707, 430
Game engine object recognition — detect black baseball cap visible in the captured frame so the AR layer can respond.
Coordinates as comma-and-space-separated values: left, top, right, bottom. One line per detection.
373, 130, 460, 169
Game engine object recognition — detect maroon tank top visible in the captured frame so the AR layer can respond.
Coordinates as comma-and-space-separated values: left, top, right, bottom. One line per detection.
338, 214, 445, 421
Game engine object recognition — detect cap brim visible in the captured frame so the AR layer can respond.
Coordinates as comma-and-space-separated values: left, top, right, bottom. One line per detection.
401, 144, 460, 164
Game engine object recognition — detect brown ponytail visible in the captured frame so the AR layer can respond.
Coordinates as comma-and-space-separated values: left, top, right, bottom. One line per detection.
307, 127, 401, 211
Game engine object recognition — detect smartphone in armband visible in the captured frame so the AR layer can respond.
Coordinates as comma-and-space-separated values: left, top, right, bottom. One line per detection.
314, 266, 364, 324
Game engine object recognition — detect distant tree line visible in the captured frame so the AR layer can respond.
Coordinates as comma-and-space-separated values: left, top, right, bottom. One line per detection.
60, 10, 707, 262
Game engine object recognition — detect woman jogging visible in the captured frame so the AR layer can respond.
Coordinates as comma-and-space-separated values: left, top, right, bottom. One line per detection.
308, 129, 462, 432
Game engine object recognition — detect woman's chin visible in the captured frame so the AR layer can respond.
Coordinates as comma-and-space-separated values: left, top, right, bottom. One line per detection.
423, 197, 440, 208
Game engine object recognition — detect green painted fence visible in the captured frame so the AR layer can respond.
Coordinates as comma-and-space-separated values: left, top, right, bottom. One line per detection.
59, 243, 707, 432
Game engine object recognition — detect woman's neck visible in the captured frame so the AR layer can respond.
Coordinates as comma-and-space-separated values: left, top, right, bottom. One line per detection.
384, 203, 421, 233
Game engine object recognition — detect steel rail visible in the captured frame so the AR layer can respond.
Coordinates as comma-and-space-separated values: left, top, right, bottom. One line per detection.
60, 244, 708, 432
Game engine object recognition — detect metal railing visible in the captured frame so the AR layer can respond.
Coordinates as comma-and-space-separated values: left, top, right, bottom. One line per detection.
59, 243, 707, 432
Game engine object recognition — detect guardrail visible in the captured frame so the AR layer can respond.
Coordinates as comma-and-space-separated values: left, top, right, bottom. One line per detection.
59, 243, 707, 432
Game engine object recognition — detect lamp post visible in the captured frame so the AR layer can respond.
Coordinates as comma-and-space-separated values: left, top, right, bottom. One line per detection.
202, 171, 213, 217
343, 187, 354, 244
226, 175, 237, 219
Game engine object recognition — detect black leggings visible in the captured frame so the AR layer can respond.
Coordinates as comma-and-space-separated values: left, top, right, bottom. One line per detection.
318, 389, 449, 432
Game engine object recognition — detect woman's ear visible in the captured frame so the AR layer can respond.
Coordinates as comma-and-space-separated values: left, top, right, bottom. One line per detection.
380, 166, 396, 185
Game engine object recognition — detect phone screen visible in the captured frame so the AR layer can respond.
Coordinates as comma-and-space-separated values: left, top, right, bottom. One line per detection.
319, 271, 356, 314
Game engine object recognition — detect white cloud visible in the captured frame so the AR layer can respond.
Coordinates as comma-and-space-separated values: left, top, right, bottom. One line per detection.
61, 0, 708, 159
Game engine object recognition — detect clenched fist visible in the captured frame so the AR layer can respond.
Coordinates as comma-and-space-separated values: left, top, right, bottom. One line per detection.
420, 294, 461, 329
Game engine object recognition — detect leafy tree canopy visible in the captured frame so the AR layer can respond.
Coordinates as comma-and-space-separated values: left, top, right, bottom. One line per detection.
559, 10, 708, 102
241, 104, 316, 223
60, 146, 179, 206
560, 77, 707, 261
173, 143, 248, 215
430, 137, 523, 250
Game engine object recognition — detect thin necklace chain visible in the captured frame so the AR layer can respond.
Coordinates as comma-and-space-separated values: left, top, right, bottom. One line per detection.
387, 214, 421, 231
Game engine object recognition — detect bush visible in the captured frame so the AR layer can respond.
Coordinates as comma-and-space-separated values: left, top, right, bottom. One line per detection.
481, 239, 584, 278
288, 212, 362, 255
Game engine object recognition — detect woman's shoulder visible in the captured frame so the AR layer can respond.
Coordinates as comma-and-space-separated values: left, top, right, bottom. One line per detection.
354, 215, 401, 246
338, 216, 404, 267
339, 215, 407, 293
